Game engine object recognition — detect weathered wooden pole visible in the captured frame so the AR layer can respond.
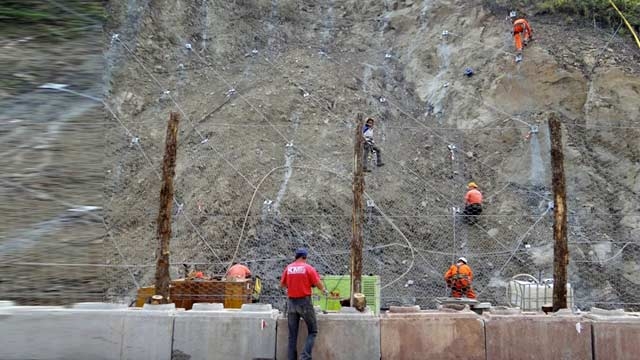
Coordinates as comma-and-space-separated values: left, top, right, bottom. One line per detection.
155, 111, 180, 303
350, 113, 365, 308
549, 113, 568, 311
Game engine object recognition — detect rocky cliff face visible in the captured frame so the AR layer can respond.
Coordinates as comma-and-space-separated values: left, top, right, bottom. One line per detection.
104, 0, 640, 309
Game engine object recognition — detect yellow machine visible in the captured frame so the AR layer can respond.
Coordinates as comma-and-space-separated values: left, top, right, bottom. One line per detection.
135, 276, 262, 310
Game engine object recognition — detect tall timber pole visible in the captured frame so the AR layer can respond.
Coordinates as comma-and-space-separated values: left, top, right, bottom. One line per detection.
350, 113, 365, 309
549, 113, 568, 311
155, 111, 179, 303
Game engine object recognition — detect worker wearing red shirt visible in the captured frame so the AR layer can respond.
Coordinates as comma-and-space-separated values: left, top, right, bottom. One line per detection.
281, 248, 327, 360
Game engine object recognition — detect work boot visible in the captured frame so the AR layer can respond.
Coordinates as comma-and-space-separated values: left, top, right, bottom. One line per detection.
363, 168, 371, 172
377, 162, 385, 167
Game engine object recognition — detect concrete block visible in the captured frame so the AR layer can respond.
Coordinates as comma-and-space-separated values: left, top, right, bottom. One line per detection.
142, 303, 176, 310
72, 302, 128, 309
0, 307, 174, 360
191, 302, 224, 311
380, 310, 485, 360
172, 308, 279, 360
388, 305, 421, 313
123, 308, 176, 359
586, 311, 640, 360
484, 313, 592, 360
241, 303, 273, 312
0, 300, 16, 307
276, 313, 380, 360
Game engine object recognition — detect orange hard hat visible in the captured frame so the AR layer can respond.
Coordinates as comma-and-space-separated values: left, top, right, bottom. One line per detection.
195, 271, 204, 278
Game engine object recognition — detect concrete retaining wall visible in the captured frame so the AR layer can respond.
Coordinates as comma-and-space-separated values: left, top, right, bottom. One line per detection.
0, 304, 174, 360
275, 310, 380, 360
586, 310, 640, 360
380, 309, 485, 360
172, 304, 279, 360
4, 301, 640, 360
484, 312, 592, 360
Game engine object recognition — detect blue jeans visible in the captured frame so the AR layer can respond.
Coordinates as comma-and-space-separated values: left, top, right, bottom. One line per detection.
287, 296, 318, 360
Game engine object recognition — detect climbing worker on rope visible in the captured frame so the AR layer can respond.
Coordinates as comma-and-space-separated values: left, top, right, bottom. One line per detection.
444, 257, 477, 299
463, 182, 483, 223
510, 11, 533, 62
225, 261, 252, 281
363, 117, 384, 172
281, 248, 327, 360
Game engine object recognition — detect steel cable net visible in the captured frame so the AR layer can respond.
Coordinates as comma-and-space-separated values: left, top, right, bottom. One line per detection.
95, 27, 640, 309
9, 0, 639, 310
4, 44, 637, 310
101, 112, 639, 310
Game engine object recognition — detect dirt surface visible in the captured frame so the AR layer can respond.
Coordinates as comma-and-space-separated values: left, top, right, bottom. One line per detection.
2, 0, 639, 309
99, 0, 640, 310
0, 23, 106, 303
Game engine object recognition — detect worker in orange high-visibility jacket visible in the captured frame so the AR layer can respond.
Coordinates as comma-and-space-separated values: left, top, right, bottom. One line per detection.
225, 262, 252, 281
512, 17, 533, 53
444, 257, 476, 299
463, 182, 483, 218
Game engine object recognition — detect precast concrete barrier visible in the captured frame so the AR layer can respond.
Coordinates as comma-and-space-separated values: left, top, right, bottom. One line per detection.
0, 303, 175, 360
275, 308, 380, 360
380, 306, 485, 360
172, 303, 279, 360
484, 309, 592, 360
585, 308, 640, 360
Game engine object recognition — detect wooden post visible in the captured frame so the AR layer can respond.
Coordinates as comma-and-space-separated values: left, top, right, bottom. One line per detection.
351, 113, 365, 308
549, 114, 568, 311
155, 111, 180, 303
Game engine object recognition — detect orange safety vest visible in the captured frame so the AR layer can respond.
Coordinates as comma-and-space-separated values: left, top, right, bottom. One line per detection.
513, 19, 531, 35
226, 264, 251, 280
465, 189, 482, 205
445, 264, 473, 285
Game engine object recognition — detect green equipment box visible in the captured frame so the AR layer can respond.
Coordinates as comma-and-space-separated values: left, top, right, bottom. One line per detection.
312, 275, 381, 315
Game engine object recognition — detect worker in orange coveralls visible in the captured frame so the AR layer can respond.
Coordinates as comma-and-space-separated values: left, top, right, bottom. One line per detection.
512, 15, 533, 55
444, 257, 477, 299
225, 262, 252, 281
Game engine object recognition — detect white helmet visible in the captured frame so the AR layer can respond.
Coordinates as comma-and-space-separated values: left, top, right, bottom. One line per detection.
457, 257, 468, 264
510, 11, 517, 19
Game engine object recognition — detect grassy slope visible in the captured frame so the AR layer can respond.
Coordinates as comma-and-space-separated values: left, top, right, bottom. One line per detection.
0, 0, 105, 38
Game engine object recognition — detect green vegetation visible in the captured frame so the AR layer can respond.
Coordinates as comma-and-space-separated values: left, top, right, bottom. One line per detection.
491, 0, 639, 31
538, 0, 639, 29
0, 0, 105, 37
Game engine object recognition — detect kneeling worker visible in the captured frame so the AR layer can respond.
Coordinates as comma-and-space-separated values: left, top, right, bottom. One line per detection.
444, 257, 476, 299
463, 182, 483, 219
225, 262, 252, 281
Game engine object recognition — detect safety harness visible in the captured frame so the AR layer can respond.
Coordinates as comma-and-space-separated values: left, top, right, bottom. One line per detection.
451, 264, 471, 293
513, 19, 527, 34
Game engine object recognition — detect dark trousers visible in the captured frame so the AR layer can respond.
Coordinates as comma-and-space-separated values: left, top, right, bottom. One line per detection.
463, 203, 482, 224
463, 203, 482, 216
364, 142, 382, 169
287, 296, 318, 360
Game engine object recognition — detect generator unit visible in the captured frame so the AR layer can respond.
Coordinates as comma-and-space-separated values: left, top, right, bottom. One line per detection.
312, 275, 381, 315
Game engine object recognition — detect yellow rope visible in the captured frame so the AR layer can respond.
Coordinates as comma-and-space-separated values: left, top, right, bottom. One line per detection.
609, 0, 640, 48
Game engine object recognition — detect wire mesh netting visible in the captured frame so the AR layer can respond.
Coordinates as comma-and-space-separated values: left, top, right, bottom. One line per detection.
2, 0, 639, 312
